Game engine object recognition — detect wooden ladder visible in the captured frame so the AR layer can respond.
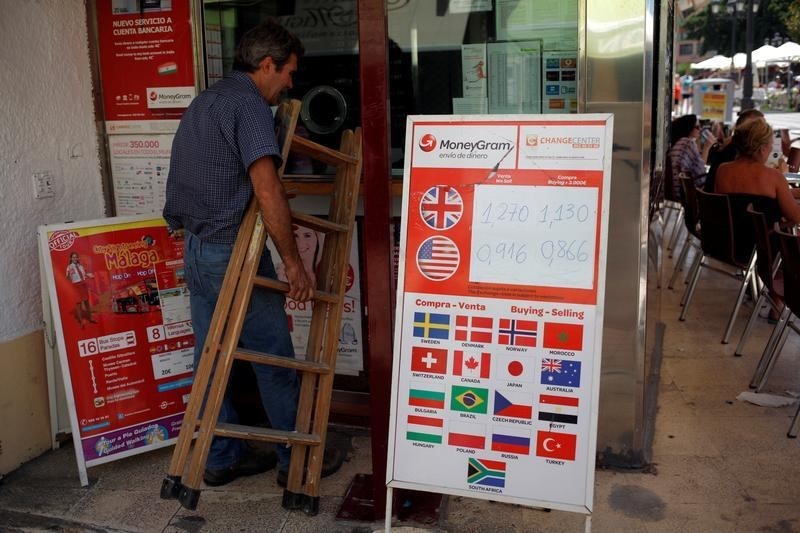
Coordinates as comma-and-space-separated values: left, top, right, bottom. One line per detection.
159, 99, 363, 515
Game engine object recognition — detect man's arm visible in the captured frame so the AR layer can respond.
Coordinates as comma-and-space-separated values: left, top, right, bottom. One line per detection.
249, 156, 314, 302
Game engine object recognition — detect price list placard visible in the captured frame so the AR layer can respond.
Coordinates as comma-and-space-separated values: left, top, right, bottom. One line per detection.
387, 115, 613, 515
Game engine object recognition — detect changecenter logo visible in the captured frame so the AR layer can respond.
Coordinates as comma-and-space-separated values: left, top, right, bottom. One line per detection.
526, 135, 538, 147
419, 133, 437, 152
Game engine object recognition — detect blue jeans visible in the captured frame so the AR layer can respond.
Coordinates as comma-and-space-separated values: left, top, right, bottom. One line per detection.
183, 231, 298, 471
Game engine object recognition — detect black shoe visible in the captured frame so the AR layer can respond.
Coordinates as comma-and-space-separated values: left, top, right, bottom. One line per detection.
203, 449, 277, 487
276, 444, 344, 488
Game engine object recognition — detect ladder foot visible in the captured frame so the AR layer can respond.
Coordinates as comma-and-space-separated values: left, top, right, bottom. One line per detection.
282, 489, 303, 510
160, 475, 182, 500
178, 486, 201, 510
302, 495, 320, 516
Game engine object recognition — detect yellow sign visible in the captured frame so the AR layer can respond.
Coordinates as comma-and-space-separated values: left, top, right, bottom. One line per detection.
702, 93, 727, 122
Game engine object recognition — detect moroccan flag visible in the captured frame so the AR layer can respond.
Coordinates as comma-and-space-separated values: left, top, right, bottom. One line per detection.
536, 430, 577, 461
447, 420, 486, 449
408, 383, 445, 409
411, 346, 448, 375
497, 318, 537, 347
406, 414, 443, 444
455, 315, 493, 343
467, 458, 506, 488
493, 390, 532, 420
451, 385, 489, 414
538, 394, 579, 424
542, 322, 584, 351
453, 350, 491, 379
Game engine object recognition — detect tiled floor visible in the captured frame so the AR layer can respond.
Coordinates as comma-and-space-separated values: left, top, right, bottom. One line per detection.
2, 225, 800, 532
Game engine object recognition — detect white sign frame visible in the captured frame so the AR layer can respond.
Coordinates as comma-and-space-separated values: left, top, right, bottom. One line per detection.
385, 114, 613, 522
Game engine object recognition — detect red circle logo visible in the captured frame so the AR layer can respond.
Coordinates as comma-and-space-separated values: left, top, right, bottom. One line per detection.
419, 133, 437, 152
149, 91, 158, 101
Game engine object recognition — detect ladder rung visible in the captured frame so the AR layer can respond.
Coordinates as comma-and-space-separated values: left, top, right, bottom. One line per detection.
252, 276, 339, 303
290, 135, 359, 167
291, 211, 348, 234
234, 348, 332, 374
213, 423, 321, 446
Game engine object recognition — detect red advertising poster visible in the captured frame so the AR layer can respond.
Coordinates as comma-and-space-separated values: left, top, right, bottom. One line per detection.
96, 0, 195, 127
387, 115, 614, 515
40, 217, 193, 482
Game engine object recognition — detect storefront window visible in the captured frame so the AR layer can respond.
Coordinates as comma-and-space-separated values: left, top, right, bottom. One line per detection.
202, 0, 360, 173
387, 0, 578, 171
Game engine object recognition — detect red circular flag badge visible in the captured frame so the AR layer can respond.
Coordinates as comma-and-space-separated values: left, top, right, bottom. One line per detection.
416, 235, 460, 281
419, 185, 463, 230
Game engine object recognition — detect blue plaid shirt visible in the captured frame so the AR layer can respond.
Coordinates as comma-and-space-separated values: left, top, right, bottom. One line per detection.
163, 70, 282, 244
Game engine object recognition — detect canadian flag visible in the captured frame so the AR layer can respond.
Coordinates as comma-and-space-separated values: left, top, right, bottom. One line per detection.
453, 350, 490, 379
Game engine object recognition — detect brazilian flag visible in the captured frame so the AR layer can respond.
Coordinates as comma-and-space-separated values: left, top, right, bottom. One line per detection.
450, 385, 488, 414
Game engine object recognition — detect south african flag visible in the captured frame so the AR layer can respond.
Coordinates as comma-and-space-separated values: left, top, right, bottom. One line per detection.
467, 457, 506, 488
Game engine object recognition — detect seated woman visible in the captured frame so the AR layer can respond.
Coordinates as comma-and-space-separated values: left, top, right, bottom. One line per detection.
715, 118, 800, 320
668, 114, 712, 197
716, 118, 800, 226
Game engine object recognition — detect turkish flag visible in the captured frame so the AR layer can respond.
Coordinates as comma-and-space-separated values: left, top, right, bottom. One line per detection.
536, 430, 577, 461
542, 322, 584, 351
410, 346, 448, 374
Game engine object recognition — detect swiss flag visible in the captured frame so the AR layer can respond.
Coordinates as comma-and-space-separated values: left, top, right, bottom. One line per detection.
542, 322, 584, 351
536, 430, 577, 461
453, 351, 490, 379
411, 346, 448, 375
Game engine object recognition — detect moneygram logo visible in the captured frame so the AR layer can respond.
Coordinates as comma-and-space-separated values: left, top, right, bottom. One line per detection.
146, 86, 195, 109
419, 133, 437, 152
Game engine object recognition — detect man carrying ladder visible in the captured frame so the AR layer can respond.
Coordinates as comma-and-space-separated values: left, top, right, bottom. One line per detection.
163, 19, 313, 489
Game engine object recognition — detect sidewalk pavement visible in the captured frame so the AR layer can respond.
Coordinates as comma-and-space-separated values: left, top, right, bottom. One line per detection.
2, 228, 800, 532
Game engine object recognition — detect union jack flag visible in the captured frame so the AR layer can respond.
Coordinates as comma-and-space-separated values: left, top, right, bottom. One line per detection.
420, 185, 463, 230
541, 359, 562, 373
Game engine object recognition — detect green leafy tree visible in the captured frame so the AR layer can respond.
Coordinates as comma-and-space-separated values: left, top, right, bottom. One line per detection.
681, 0, 793, 55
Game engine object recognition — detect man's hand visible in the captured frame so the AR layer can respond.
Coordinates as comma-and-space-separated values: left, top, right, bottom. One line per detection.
283, 261, 314, 302
249, 156, 316, 303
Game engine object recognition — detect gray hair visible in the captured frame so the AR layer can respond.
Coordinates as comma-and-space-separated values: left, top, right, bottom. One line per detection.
233, 19, 304, 72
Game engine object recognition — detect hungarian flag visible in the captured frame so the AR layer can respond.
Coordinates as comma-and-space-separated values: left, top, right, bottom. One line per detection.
410, 346, 447, 375
542, 322, 584, 351
536, 430, 577, 461
453, 350, 490, 379
497, 318, 537, 347
454, 315, 493, 343
406, 414, 443, 444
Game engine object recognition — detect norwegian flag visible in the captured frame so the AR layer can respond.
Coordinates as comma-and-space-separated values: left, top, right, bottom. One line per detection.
455, 315, 493, 343
497, 318, 537, 347
420, 185, 463, 230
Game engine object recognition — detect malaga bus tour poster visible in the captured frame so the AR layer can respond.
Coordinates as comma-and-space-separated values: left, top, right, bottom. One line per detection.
40, 216, 193, 482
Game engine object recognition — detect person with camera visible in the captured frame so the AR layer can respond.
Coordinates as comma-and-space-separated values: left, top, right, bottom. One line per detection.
668, 114, 711, 197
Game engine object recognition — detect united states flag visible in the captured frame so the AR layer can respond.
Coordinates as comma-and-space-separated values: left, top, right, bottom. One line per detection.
420, 185, 463, 229
417, 236, 460, 281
